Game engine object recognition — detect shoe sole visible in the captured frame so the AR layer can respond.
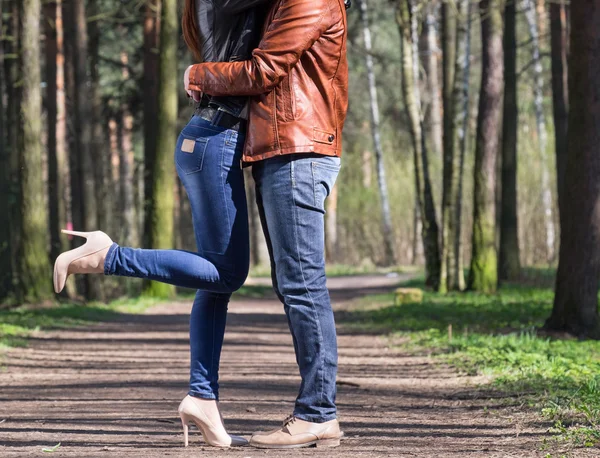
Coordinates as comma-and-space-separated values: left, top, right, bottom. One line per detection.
250, 435, 342, 449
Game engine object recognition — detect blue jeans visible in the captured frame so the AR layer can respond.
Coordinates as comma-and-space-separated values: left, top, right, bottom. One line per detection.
252, 154, 341, 423
104, 115, 250, 400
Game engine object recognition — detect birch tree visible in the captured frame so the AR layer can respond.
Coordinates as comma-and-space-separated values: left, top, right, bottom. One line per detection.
358, 0, 396, 266
398, 0, 441, 288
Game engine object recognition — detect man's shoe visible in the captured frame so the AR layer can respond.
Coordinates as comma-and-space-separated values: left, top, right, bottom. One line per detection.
249, 416, 342, 449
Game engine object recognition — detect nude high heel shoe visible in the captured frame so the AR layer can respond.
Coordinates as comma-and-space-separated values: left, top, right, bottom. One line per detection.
53, 230, 113, 294
178, 395, 248, 447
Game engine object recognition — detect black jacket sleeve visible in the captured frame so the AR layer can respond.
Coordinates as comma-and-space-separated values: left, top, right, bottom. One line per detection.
215, 0, 271, 14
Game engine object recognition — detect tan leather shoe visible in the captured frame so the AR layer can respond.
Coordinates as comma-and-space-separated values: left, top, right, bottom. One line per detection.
53, 230, 113, 293
249, 416, 343, 449
178, 395, 248, 447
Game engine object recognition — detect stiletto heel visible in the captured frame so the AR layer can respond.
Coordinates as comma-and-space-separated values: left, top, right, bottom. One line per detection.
53, 230, 113, 293
177, 396, 248, 447
61, 229, 92, 238
182, 419, 189, 447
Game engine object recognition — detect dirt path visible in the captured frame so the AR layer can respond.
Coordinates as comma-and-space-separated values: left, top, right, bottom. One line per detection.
0, 275, 580, 457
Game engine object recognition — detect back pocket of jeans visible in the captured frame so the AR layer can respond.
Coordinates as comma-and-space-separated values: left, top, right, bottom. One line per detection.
175, 134, 208, 175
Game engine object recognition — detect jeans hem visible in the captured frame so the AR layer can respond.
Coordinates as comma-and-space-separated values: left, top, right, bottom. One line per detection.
188, 390, 218, 401
292, 411, 337, 423
103, 243, 118, 276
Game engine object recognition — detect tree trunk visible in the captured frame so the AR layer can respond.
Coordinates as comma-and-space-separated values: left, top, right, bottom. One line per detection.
452, 1, 471, 292
523, 0, 555, 262
245, 169, 261, 267
499, 0, 521, 281
19, 0, 53, 301
88, 0, 111, 241
325, 184, 339, 263
144, 0, 177, 297
550, 1, 569, 221
119, 50, 137, 247
441, 0, 471, 292
0, 0, 11, 298
63, 0, 99, 298
358, 0, 396, 266
398, 0, 441, 288
545, 2, 600, 339
45, 0, 69, 275
440, 0, 456, 291
467, 0, 503, 293
5, 0, 22, 299
422, 1, 442, 158
143, 0, 161, 248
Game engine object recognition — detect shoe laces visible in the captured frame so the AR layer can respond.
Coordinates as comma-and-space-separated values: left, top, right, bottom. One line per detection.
283, 415, 297, 427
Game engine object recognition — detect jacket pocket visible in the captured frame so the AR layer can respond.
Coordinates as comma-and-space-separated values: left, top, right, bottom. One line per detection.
175, 133, 208, 175
313, 128, 336, 145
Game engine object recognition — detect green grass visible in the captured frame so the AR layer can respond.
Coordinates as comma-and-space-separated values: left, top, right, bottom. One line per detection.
344, 282, 600, 450
0, 284, 276, 350
0, 296, 168, 349
249, 263, 421, 279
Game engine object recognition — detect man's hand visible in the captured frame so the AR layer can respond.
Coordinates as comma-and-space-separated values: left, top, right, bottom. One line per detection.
184, 65, 203, 102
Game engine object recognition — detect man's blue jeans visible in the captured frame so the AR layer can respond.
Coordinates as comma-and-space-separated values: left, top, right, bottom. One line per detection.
253, 154, 341, 423
104, 115, 249, 400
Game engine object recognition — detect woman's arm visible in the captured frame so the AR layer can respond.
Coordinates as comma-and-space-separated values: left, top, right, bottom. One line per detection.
186, 0, 331, 97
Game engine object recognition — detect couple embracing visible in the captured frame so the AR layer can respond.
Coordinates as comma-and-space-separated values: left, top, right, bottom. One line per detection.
53, 0, 348, 450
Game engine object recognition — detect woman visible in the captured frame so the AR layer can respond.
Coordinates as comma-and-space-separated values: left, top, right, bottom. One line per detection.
53, 0, 269, 448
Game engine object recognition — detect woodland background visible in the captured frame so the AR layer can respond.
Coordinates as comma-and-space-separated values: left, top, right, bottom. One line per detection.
2, 0, 599, 338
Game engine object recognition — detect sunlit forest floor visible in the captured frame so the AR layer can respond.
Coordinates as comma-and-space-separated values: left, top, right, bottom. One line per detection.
0, 273, 598, 457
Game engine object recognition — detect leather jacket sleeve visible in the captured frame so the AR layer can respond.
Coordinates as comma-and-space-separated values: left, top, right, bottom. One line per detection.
188, 0, 331, 96
216, 0, 271, 14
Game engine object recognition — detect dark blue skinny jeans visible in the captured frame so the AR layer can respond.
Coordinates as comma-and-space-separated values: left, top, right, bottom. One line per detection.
104, 115, 249, 400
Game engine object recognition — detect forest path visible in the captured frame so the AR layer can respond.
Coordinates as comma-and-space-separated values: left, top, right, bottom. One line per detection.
0, 275, 575, 457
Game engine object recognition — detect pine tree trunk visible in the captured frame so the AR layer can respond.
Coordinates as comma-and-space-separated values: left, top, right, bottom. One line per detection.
0, 0, 11, 298
545, 2, 600, 339
523, 0, 555, 262
119, 50, 137, 247
19, 0, 53, 301
144, 0, 177, 297
88, 0, 111, 240
499, 0, 521, 281
5, 0, 22, 298
62, 0, 79, 237
45, 0, 68, 273
467, 0, 503, 293
63, 0, 99, 298
143, 0, 161, 248
358, 0, 396, 266
550, 1, 569, 221
398, 0, 441, 288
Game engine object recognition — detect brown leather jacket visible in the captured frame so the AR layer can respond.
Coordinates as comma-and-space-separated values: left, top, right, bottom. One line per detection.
188, 0, 348, 163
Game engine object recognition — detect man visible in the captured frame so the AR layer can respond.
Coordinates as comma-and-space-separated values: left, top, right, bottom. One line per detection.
185, 0, 349, 449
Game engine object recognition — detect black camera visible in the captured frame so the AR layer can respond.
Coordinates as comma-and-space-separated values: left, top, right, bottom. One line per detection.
345, 0, 351, 9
